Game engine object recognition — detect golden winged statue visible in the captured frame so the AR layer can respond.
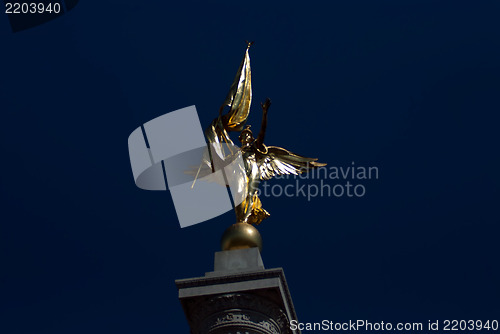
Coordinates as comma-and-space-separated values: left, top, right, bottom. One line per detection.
201, 42, 325, 227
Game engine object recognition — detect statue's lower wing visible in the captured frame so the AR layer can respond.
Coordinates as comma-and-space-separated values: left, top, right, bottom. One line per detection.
205, 117, 236, 163
257, 146, 326, 181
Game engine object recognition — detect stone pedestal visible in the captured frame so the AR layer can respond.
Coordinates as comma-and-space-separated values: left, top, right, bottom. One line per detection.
176, 248, 300, 334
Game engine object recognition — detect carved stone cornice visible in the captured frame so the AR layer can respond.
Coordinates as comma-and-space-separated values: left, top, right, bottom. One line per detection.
176, 267, 297, 323
187, 293, 290, 334
176, 250, 300, 333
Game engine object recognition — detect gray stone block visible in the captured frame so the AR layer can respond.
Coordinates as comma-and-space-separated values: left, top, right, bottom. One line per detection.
208, 247, 264, 276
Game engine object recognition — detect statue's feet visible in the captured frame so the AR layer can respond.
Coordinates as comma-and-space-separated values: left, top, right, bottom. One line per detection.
247, 207, 270, 226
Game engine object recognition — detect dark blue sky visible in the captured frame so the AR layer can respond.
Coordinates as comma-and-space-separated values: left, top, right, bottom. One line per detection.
1, 1, 499, 333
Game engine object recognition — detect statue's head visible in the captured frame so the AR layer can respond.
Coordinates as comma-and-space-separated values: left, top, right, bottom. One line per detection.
238, 125, 254, 146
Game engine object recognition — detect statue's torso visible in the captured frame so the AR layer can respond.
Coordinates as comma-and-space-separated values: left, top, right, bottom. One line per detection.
241, 143, 260, 192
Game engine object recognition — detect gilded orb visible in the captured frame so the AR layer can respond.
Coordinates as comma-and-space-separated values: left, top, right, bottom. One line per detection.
221, 223, 263, 252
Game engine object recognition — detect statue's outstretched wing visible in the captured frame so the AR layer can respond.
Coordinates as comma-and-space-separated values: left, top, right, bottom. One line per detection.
257, 146, 326, 180
205, 43, 253, 162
